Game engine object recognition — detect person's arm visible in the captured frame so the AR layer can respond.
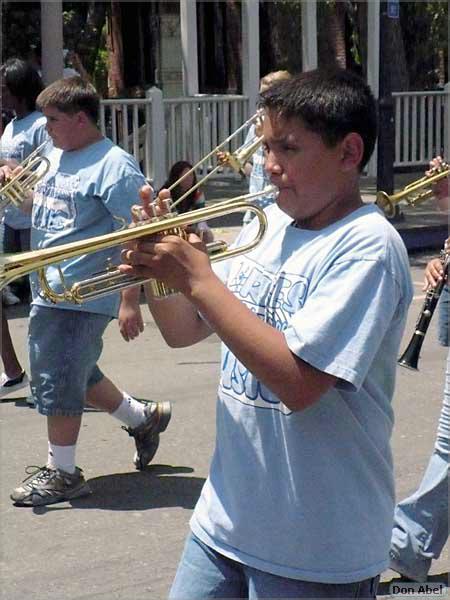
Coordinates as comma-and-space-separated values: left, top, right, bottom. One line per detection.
67, 51, 92, 83
423, 236, 450, 290
144, 286, 213, 347
427, 156, 449, 209
118, 285, 144, 342
120, 233, 336, 412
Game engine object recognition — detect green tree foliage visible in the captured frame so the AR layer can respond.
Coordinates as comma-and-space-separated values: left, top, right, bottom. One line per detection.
260, 0, 303, 76
400, 1, 448, 89
63, 2, 108, 92
1, 1, 447, 96
1, 1, 41, 60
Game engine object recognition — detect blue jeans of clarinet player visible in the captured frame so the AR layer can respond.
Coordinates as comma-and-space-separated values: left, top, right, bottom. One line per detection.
390, 288, 449, 579
169, 532, 380, 599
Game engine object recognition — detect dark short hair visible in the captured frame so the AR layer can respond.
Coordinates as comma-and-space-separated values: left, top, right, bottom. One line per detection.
36, 76, 100, 124
260, 68, 377, 170
1, 58, 44, 111
162, 160, 198, 213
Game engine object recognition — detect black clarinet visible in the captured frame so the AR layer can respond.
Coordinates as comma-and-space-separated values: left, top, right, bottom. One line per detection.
398, 250, 449, 371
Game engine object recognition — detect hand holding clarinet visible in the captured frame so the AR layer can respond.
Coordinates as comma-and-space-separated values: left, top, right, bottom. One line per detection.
398, 153, 449, 370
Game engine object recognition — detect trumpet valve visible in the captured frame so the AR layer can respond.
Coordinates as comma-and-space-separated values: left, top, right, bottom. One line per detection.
145, 210, 188, 299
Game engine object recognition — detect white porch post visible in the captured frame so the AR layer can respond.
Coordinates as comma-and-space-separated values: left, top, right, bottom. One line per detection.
180, 0, 199, 96
446, 10, 450, 161
445, 82, 450, 161
40, 0, 64, 85
366, 0, 380, 177
148, 86, 166, 188
301, 1, 317, 71
241, 0, 260, 117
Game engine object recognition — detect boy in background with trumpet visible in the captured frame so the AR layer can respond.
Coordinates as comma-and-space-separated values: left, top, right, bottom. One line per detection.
217, 70, 292, 226
121, 68, 413, 598
240, 70, 291, 225
10, 76, 171, 507
390, 156, 449, 581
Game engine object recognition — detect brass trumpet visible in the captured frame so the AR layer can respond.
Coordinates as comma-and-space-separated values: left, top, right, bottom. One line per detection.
0, 141, 50, 212
168, 112, 264, 211
376, 163, 449, 218
0, 186, 276, 304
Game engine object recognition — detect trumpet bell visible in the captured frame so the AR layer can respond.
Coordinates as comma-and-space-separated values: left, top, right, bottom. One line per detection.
376, 165, 449, 217
375, 191, 395, 218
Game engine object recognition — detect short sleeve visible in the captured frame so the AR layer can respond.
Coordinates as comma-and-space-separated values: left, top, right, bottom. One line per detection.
284, 257, 403, 391
99, 156, 146, 224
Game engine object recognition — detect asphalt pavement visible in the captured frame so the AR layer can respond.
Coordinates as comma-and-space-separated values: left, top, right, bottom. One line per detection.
0, 173, 449, 599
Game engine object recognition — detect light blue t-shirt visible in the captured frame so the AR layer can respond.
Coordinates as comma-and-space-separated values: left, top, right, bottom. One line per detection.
191, 202, 413, 583
31, 138, 146, 317
242, 125, 274, 225
0, 111, 50, 229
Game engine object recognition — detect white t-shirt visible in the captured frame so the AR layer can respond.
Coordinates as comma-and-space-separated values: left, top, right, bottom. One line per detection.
0, 111, 49, 229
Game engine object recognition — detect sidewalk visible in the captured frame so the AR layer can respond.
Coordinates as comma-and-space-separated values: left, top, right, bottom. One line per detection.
204, 172, 449, 252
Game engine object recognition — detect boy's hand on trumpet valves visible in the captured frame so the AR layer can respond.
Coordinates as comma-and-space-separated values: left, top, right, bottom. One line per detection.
426, 155, 449, 207
120, 185, 214, 298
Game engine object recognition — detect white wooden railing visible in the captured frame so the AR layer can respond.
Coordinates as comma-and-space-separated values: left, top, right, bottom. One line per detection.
100, 87, 448, 185
393, 90, 448, 167
100, 90, 249, 187
99, 97, 153, 178
164, 95, 249, 174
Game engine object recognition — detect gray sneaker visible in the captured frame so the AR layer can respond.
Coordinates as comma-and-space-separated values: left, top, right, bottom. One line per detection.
123, 401, 172, 470
11, 466, 92, 507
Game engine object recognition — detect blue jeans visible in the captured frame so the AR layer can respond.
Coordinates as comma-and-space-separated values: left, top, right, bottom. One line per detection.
29, 305, 109, 416
169, 532, 380, 599
438, 285, 449, 347
390, 348, 450, 578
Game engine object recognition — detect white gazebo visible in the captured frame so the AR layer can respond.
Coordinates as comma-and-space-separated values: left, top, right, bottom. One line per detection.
40, 0, 448, 182
39, 0, 382, 105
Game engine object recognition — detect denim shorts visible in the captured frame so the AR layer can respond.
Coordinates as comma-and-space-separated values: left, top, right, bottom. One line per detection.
169, 532, 380, 599
438, 285, 449, 347
28, 305, 110, 417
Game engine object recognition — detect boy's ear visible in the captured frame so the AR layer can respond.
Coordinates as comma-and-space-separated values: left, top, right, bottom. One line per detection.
340, 132, 364, 171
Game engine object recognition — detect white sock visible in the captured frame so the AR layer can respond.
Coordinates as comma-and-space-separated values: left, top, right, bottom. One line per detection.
47, 441, 76, 474
110, 392, 147, 429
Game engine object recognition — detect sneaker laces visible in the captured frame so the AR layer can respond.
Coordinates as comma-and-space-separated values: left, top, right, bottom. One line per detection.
21, 465, 55, 485
121, 403, 159, 437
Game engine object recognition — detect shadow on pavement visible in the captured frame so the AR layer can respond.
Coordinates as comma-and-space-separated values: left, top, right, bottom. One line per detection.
30, 464, 205, 514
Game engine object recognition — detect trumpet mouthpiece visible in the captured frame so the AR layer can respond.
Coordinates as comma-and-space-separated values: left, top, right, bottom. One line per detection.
263, 184, 278, 197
